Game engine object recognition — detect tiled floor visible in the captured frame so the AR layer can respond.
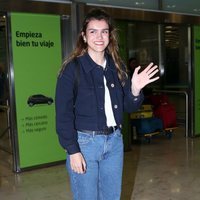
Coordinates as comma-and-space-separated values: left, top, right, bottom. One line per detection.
1, 127, 200, 200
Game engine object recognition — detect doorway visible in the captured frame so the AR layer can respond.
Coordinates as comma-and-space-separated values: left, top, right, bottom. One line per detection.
0, 13, 12, 170
126, 21, 190, 135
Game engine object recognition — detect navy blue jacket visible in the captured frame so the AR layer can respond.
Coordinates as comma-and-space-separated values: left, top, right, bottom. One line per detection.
55, 53, 144, 154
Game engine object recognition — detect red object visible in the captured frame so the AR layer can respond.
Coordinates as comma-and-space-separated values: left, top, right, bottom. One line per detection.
149, 94, 169, 106
153, 103, 177, 129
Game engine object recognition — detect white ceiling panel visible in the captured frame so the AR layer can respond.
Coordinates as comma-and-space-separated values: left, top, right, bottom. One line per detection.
75, 0, 200, 16
163, 0, 200, 15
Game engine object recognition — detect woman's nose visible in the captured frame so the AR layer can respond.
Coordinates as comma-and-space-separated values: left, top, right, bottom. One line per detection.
96, 31, 103, 39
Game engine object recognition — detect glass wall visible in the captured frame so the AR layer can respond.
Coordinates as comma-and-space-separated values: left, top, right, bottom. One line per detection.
127, 22, 159, 68
126, 21, 189, 132
164, 25, 189, 87
127, 22, 189, 88
127, 21, 161, 90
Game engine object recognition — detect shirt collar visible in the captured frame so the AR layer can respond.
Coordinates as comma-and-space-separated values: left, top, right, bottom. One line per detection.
79, 52, 116, 73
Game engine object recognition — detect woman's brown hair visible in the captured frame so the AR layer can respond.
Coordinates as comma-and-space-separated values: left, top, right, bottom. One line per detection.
60, 8, 127, 82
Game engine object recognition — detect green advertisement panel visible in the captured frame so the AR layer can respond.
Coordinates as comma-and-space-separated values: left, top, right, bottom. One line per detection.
11, 13, 65, 169
194, 26, 200, 135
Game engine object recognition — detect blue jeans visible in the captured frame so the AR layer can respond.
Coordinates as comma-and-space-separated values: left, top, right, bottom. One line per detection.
66, 129, 124, 200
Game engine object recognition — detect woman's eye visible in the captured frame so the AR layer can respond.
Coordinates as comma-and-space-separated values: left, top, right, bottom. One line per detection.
103, 30, 109, 34
89, 30, 95, 34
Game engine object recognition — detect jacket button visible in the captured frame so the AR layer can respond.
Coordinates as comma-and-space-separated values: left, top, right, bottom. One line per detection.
111, 83, 115, 88
114, 104, 118, 109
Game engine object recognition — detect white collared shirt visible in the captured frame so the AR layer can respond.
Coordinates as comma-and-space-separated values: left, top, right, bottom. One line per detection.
102, 60, 117, 127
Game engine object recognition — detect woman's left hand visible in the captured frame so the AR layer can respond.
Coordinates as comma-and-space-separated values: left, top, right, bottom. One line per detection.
131, 62, 159, 96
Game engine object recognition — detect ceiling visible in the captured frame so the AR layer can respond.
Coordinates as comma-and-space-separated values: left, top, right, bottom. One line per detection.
1, 0, 200, 17
31, 0, 200, 16
76, 0, 200, 16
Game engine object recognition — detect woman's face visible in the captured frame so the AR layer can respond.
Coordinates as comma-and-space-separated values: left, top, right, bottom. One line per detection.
83, 19, 109, 55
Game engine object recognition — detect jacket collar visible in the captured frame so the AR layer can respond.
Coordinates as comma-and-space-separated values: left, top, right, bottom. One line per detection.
79, 52, 116, 73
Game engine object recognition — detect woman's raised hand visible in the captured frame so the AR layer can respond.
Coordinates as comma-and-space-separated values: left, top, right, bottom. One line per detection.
131, 63, 159, 96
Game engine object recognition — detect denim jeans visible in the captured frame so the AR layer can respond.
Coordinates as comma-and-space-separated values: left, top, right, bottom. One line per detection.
66, 129, 124, 200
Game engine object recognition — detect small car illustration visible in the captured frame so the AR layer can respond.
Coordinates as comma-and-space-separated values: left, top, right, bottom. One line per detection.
27, 94, 53, 107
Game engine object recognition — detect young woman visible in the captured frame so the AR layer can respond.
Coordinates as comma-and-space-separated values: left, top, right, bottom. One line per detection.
55, 8, 159, 200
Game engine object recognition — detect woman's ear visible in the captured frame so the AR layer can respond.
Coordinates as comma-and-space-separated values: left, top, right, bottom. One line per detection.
82, 32, 86, 43
83, 36, 86, 43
